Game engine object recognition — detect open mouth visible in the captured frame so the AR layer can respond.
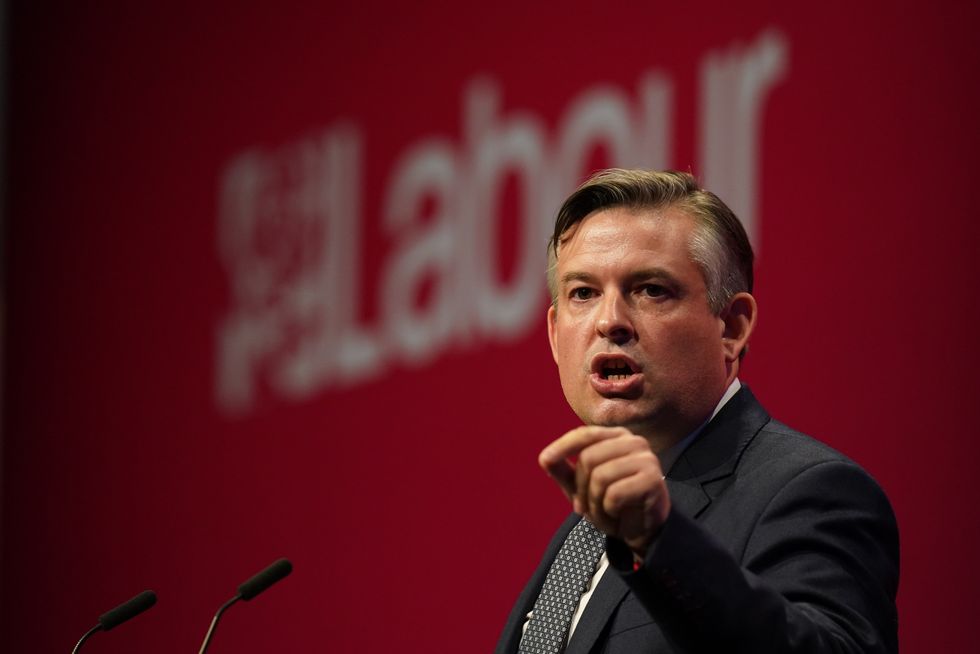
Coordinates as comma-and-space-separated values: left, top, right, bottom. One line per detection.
592, 354, 641, 380
601, 360, 638, 380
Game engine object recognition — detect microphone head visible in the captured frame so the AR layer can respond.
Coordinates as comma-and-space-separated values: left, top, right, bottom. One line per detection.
237, 558, 293, 601
98, 590, 157, 631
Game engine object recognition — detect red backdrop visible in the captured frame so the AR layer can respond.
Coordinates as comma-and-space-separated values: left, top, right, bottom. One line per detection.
3, 1, 979, 652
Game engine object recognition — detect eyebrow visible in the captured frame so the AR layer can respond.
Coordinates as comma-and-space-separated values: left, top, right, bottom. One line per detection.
559, 267, 680, 287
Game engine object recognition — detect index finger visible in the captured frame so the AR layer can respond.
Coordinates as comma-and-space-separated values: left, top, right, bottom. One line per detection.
538, 425, 630, 475
538, 425, 632, 512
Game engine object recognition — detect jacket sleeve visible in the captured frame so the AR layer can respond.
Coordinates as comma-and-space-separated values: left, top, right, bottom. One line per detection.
606, 460, 899, 653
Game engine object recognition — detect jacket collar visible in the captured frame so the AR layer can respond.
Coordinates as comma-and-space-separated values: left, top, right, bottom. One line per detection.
666, 385, 770, 518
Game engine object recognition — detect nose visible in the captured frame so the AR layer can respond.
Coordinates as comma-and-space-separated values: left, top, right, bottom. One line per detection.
595, 292, 635, 343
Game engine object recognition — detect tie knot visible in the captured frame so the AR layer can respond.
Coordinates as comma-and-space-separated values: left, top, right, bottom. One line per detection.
569, 518, 606, 563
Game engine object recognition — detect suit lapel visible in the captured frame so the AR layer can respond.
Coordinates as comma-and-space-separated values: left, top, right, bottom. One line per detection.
664, 456, 712, 518
564, 564, 630, 654
669, 386, 770, 497
661, 387, 769, 519
676, 386, 769, 483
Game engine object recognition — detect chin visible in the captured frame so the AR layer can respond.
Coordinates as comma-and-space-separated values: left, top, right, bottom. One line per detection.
582, 401, 653, 430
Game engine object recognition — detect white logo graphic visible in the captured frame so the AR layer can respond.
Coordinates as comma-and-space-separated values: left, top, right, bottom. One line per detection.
217, 29, 788, 414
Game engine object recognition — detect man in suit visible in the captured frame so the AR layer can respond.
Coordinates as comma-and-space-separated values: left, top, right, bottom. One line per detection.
496, 169, 899, 653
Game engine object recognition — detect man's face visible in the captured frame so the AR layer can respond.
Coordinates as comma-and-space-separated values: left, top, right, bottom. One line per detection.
547, 206, 732, 445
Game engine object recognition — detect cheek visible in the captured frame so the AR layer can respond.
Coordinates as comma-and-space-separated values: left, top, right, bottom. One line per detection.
555, 319, 586, 357
554, 333, 590, 388
556, 348, 584, 382
645, 319, 721, 366
682, 324, 728, 376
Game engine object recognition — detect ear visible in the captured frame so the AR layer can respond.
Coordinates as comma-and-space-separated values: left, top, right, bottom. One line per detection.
547, 304, 560, 365
720, 292, 757, 362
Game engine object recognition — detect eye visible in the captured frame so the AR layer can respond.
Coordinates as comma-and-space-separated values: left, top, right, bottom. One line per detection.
640, 284, 669, 298
570, 287, 596, 301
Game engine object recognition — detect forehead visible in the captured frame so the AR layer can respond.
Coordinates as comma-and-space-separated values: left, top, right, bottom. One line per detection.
556, 206, 698, 271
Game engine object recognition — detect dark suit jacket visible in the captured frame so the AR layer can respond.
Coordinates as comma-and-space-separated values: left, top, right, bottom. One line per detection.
495, 387, 899, 654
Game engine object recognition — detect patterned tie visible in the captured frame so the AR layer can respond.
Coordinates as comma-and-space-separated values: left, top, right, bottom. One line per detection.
518, 517, 607, 654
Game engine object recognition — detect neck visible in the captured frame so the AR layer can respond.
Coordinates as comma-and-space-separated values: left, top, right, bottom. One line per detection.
627, 413, 712, 455
634, 378, 740, 453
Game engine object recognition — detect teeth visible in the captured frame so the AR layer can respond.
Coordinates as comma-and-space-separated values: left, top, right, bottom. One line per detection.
599, 359, 636, 380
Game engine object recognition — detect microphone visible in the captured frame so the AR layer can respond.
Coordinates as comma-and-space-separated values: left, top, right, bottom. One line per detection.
72, 590, 157, 653
238, 558, 293, 600
198, 558, 293, 654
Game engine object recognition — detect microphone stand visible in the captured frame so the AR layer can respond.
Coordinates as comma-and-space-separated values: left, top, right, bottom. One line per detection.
71, 625, 102, 654
198, 594, 241, 654
196, 558, 291, 652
